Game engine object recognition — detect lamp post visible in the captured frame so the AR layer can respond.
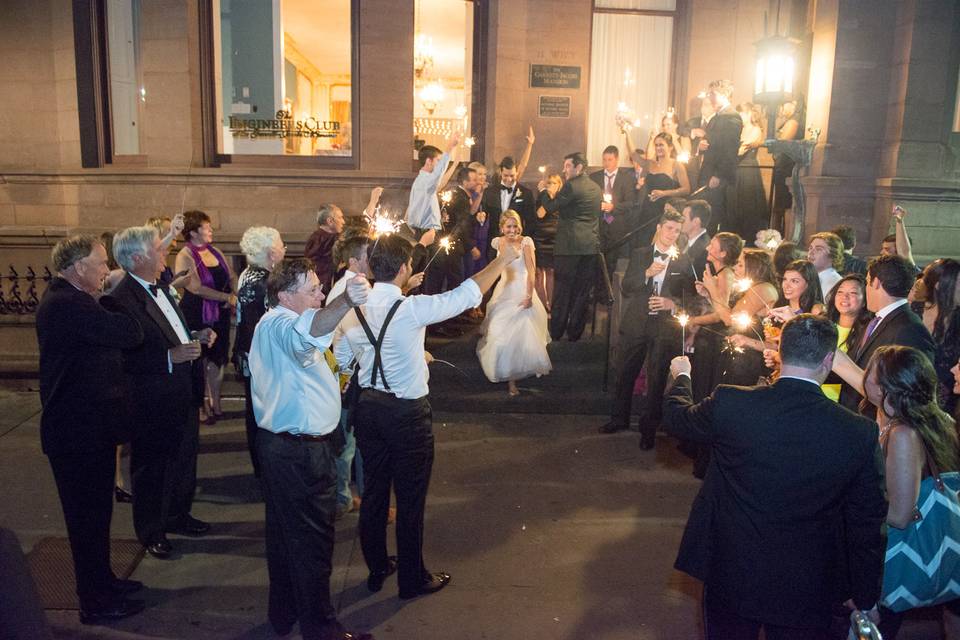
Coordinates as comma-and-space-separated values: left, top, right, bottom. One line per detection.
753, 33, 800, 232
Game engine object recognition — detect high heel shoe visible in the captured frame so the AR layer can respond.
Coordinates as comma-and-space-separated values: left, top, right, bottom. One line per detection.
115, 487, 133, 503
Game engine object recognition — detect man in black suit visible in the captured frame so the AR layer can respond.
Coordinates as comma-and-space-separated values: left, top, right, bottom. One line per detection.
681, 199, 711, 279
425, 166, 475, 296
697, 80, 742, 234
663, 314, 886, 639
599, 209, 696, 449
590, 145, 637, 270
35, 236, 146, 623
832, 224, 868, 276
480, 156, 536, 261
539, 152, 603, 341
106, 226, 215, 558
838, 254, 936, 413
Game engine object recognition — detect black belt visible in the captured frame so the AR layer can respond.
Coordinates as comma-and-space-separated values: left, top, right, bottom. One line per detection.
273, 430, 335, 443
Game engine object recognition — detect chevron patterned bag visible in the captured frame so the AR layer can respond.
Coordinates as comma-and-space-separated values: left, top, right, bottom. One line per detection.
880, 445, 960, 613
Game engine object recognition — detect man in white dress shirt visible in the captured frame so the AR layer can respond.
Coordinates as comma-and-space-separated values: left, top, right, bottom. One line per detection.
249, 258, 372, 640
405, 132, 460, 235
807, 232, 844, 299
337, 234, 519, 600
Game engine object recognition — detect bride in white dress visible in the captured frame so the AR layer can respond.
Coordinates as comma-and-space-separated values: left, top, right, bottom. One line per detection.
477, 211, 552, 395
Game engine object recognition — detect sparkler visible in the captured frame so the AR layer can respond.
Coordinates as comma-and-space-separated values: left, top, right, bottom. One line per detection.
603, 194, 613, 204
732, 311, 767, 344
666, 245, 680, 261
538, 165, 547, 175
440, 191, 453, 205
423, 236, 455, 271
365, 205, 402, 252
676, 150, 691, 164
734, 277, 753, 293
464, 136, 476, 147
677, 312, 690, 351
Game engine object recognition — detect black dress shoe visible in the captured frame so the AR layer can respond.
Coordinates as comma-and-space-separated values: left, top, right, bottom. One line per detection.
145, 537, 172, 558
598, 421, 626, 434
168, 514, 210, 536
367, 556, 397, 592
79, 598, 145, 624
398, 572, 451, 600
639, 434, 656, 450
110, 578, 143, 594
115, 487, 133, 503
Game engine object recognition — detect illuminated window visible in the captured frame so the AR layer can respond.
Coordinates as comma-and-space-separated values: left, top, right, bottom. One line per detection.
212, 0, 355, 160
106, 0, 144, 155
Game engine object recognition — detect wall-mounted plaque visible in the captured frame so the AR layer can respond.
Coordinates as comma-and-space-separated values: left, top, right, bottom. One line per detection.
530, 64, 581, 89
538, 96, 571, 118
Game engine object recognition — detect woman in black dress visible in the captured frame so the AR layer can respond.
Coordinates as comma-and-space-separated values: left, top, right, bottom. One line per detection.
534, 173, 562, 311
639, 133, 690, 247
771, 97, 804, 234
233, 226, 286, 475
175, 210, 236, 424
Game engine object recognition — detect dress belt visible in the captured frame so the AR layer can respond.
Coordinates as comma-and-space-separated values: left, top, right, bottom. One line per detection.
275, 430, 334, 443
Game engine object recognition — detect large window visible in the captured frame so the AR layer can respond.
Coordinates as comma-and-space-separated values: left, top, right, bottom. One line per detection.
211, 0, 356, 163
587, 0, 680, 164
412, 0, 475, 160
106, 0, 143, 155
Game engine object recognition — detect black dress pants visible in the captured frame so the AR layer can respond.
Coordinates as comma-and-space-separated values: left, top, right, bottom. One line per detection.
243, 375, 261, 477
701, 183, 727, 235
131, 413, 198, 544
48, 447, 116, 609
257, 429, 338, 640
355, 389, 434, 595
424, 243, 465, 295
551, 254, 598, 341
611, 331, 678, 437
703, 590, 830, 640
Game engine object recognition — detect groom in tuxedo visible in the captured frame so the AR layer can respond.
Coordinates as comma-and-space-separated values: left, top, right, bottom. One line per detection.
480, 156, 536, 261
590, 145, 637, 269
599, 208, 696, 449
697, 80, 742, 234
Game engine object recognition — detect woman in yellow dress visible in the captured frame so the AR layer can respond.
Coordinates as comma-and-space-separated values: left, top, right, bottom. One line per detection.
822, 274, 873, 401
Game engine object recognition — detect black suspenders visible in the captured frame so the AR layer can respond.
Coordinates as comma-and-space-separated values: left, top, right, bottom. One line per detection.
354, 299, 404, 390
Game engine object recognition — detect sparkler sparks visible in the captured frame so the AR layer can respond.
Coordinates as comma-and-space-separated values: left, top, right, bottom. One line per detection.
677, 312, 690, 351
423, 236, 455, 271
676, 151, 691, 164
734, 278, 754, 293
440, 191, 453, 205
732, 311, 753, 331
666, 246, 680, 261
538, 165, 547, 174
464, 136, 476, 147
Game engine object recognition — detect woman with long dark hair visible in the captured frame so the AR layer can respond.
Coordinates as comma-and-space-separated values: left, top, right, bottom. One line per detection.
821, 274, 872, 402
772, 259, 824, 318
639, 133, 691, 236
913, 259, 960, 414
860, 346, 960, 639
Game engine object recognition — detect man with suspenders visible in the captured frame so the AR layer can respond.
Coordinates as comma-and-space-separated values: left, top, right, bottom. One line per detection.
337, 235, 519, 600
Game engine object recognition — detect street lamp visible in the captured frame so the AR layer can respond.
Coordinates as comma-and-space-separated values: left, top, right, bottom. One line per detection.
753, 34, 800, 136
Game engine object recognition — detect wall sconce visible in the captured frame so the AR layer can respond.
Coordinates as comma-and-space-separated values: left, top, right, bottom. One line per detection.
420, 81, 445, 115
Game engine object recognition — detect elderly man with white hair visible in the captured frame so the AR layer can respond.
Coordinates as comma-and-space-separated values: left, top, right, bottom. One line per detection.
233, 225, 286, 477
105, 225, 215, 559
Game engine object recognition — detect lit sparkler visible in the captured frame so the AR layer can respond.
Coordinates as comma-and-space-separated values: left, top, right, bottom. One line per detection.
666, 246, 680, 261
423, 236, 455, 271
464, 136, 476, 147
731, 310, 767, 344
440, 191, 453, 205
677, 312, 690, 350
603, 194, 613, 204
676, 151, 691, 164
734, 278, 754, 293
538, 165, 546, 175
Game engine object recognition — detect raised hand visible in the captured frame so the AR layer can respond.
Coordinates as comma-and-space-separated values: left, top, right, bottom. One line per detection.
171, 213, 185, 237
670, 355, 691, 378
526, 126, 535, 145
498, 241, 521, 264
345, 274, 370, 307
406, 271, 425, 290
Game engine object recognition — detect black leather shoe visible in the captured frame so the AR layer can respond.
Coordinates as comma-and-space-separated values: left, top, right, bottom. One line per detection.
168, 514, 210, 537
79, 598, 145, 624
115, 487, 133, 503
398, 572, 451, 600
639, 434, 656, 450
367, 556, 397, 592
598, 421, 626, 434
110, 578, 143, 594
145, 537, 172, 558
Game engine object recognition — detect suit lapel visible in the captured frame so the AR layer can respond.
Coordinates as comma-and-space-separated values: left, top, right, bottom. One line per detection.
856, 305, 905, 362
124, 275, 183, 347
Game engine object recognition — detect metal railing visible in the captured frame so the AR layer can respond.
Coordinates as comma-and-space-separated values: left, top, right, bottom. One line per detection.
0, 266, 52, 315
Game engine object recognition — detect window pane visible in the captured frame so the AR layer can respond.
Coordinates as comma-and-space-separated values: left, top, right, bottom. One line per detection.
595, 0, 676, 11
106, 0, 143, 155
587, 12, 673, 164
413, 0, 474, 158
216, 0, 352, 157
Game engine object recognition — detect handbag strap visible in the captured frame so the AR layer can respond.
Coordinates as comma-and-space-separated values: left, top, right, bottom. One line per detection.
920, 440, 947, 493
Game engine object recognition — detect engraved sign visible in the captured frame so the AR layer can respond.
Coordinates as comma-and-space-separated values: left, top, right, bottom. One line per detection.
530, 64, 581, 89
538, 96, 571, 118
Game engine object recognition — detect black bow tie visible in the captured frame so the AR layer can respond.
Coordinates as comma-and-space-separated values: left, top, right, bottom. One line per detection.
654, 250, 668, 259
148, 283, 165, 297
501, 185, 514, 192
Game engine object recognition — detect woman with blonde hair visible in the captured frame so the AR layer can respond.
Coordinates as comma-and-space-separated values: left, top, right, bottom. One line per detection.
477, 210, 552, 396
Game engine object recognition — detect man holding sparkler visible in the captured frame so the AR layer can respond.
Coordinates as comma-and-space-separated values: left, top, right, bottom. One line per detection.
423, 166, 475, 299
662, 314, 886, 639
337, 234, 520, 600
590, 145, 636, 271
406, 132, 460, 237
599, 209, 696, 450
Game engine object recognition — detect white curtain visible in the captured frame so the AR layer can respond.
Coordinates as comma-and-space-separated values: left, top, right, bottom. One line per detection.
587, 13, 673, 165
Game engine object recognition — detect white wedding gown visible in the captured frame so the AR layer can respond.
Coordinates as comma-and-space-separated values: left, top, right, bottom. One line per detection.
477, 236, 552, 382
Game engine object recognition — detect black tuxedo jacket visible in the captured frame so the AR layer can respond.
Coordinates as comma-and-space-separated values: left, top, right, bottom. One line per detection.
590, 167, 637, 249
106, 274, 203, 447
480, 182, 536, 261
619, 245, 696, 339
699, 106, 743, 187
443, 187, 474, 254
842, 253, 868, 277
663, 376, 886, 629
685, 232, 711, 280
539, 173, 602, 256
35, 278, 144, 457
839, 302, 936, 413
